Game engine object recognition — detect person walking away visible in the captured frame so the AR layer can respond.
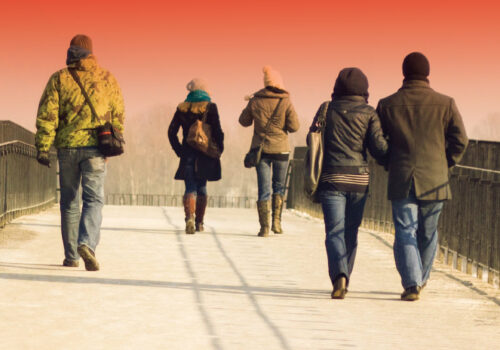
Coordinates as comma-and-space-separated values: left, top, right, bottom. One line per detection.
168, 79, 224, 234
35, 34, 125, 271
310, 68, 388, 299
239, 66, 300, 237
376, 52, 468, 301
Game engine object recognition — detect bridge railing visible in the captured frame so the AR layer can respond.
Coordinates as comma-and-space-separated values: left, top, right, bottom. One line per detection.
0, 121, 57, 227
105, 193, 257, 208
286, 142, 500, 287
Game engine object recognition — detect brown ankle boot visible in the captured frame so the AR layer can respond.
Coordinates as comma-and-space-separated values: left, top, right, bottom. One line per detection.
331, 276, 347, 299
195, 195, 207, 232
271, 193, 284, 234
257, 200, 270, 237
183, 194, 196, 234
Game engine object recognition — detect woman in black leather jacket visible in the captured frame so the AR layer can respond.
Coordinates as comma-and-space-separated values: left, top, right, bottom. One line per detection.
309, 68, 388, 299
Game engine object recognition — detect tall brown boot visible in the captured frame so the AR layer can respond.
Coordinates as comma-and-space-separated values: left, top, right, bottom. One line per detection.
195, 195, 207, 232
257, 200, 270, 237
183, 194, 196, 234
271, 193, 284, 234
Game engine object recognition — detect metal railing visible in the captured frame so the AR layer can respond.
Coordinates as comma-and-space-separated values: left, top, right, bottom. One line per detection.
286, 141, 500, 286
105, 193, 257, 208
0, 120, 36, 144
0, 126, 57, 227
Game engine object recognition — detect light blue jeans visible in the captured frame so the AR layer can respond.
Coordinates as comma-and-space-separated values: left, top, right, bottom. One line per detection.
392, 186, 444, 289
58, 147, 106, 261
256, 157, 288, 201
320, 190, 368, 286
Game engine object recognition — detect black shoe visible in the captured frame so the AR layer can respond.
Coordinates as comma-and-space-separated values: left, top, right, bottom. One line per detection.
62, 259, 79, 267
401, 286, 421, 301
77, 245, 100, 271
331, 276, 347, 299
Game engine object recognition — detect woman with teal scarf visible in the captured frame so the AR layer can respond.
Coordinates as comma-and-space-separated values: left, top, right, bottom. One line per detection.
168, 79, 224, 234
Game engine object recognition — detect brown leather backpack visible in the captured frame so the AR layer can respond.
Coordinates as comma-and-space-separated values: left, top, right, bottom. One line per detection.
186, 103, 221, 158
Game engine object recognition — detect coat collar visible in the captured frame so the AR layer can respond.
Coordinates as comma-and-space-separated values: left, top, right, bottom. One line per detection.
177, 101, 210, 114
67, 55, 98, 71
400, 79, 431, 90
253, 88, 289, 99
332, 95, 366, 103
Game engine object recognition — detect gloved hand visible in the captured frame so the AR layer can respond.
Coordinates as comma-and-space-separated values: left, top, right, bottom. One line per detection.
37, 151, 51, 168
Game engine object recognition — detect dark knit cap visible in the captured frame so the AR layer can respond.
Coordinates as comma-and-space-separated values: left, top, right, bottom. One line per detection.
332, 67, 369, 102
402, 52, 429, 81
70, 34, 93, 53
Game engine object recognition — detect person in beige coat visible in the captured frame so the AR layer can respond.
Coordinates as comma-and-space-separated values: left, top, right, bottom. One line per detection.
239, 66, 300, 237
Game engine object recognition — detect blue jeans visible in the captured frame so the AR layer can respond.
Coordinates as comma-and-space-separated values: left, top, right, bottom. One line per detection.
184, 155, 207, 196
58, 147, 106, 261
392, 186, 444, 289
320, 190, 368, 286
256, 157, 288, 201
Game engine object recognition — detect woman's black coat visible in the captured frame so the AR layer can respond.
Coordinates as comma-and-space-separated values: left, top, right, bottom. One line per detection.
168, 101, 224, 181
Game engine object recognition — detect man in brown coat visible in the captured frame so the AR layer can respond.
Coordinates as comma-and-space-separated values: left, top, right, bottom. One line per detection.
376, 52, 468, 301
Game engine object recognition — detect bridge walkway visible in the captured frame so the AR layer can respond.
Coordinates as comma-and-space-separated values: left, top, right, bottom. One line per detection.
0, 205, 499, 350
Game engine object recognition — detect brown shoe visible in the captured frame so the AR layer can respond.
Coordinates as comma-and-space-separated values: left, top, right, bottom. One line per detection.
257, 200, 270, 237
331, 276, 347, 299
401, 286, 421, 301
62, 259, 79, 267
271, 193, 284, 234
183, 194, 196, 234
77, 245, 99, 271
195, 195, 207, 232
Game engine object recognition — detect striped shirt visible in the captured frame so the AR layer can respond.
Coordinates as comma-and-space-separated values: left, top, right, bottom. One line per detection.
319, 167, 370, 193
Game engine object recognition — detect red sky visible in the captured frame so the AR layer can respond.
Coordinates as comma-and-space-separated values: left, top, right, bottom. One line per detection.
1, 0, 499, 140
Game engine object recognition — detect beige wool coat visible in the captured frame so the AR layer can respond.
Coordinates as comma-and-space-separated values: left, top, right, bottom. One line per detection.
239, 88, 300, 154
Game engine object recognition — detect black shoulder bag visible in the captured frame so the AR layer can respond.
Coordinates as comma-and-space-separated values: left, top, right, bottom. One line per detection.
69, 68, 125, 157
304, 101, 330, 202
244, 98, 283, 168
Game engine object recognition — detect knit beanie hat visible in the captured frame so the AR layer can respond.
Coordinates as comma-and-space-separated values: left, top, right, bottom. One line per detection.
402, 52, 430, 81
186, 78, 211, 95
70, 34, 93, 52
263, 66, 284, 89
332, 67, 369, 102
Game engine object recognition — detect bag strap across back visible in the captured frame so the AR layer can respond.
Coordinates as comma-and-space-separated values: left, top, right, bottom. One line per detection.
316, 101, 330, 133
68, 68, 103, 126
259, 97, 283, 147
188, 102, 211, 124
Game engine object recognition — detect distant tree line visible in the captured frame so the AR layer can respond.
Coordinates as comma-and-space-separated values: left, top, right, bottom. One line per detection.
105, 105, 305, 198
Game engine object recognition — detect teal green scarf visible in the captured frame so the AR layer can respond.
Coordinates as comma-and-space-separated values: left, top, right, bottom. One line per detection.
185, 90, 211, 102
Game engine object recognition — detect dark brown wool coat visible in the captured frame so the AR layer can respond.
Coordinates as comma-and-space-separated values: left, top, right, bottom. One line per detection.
168, 101, 224, 181
376, 80, 468, 201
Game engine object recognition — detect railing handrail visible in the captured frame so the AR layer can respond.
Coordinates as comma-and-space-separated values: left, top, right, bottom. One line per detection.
454, 165, 500, 175
0, 140, 36, 148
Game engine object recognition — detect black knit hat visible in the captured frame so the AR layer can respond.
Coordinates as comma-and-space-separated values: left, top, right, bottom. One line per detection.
402, 52, 429, 81
332, 67, 369, 102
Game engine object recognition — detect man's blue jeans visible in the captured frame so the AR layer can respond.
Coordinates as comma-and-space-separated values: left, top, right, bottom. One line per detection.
256, 157, 288, 201
392, 187, 444, 289
320, 190, 368, 286
184, 155, 207, 196
58, 147, 106, 261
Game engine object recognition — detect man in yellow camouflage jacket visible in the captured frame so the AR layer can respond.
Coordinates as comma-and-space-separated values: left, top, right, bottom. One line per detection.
35, 34, 125, 271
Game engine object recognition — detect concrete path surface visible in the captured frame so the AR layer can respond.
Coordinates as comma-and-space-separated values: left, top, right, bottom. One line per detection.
1, 205, 499, 350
